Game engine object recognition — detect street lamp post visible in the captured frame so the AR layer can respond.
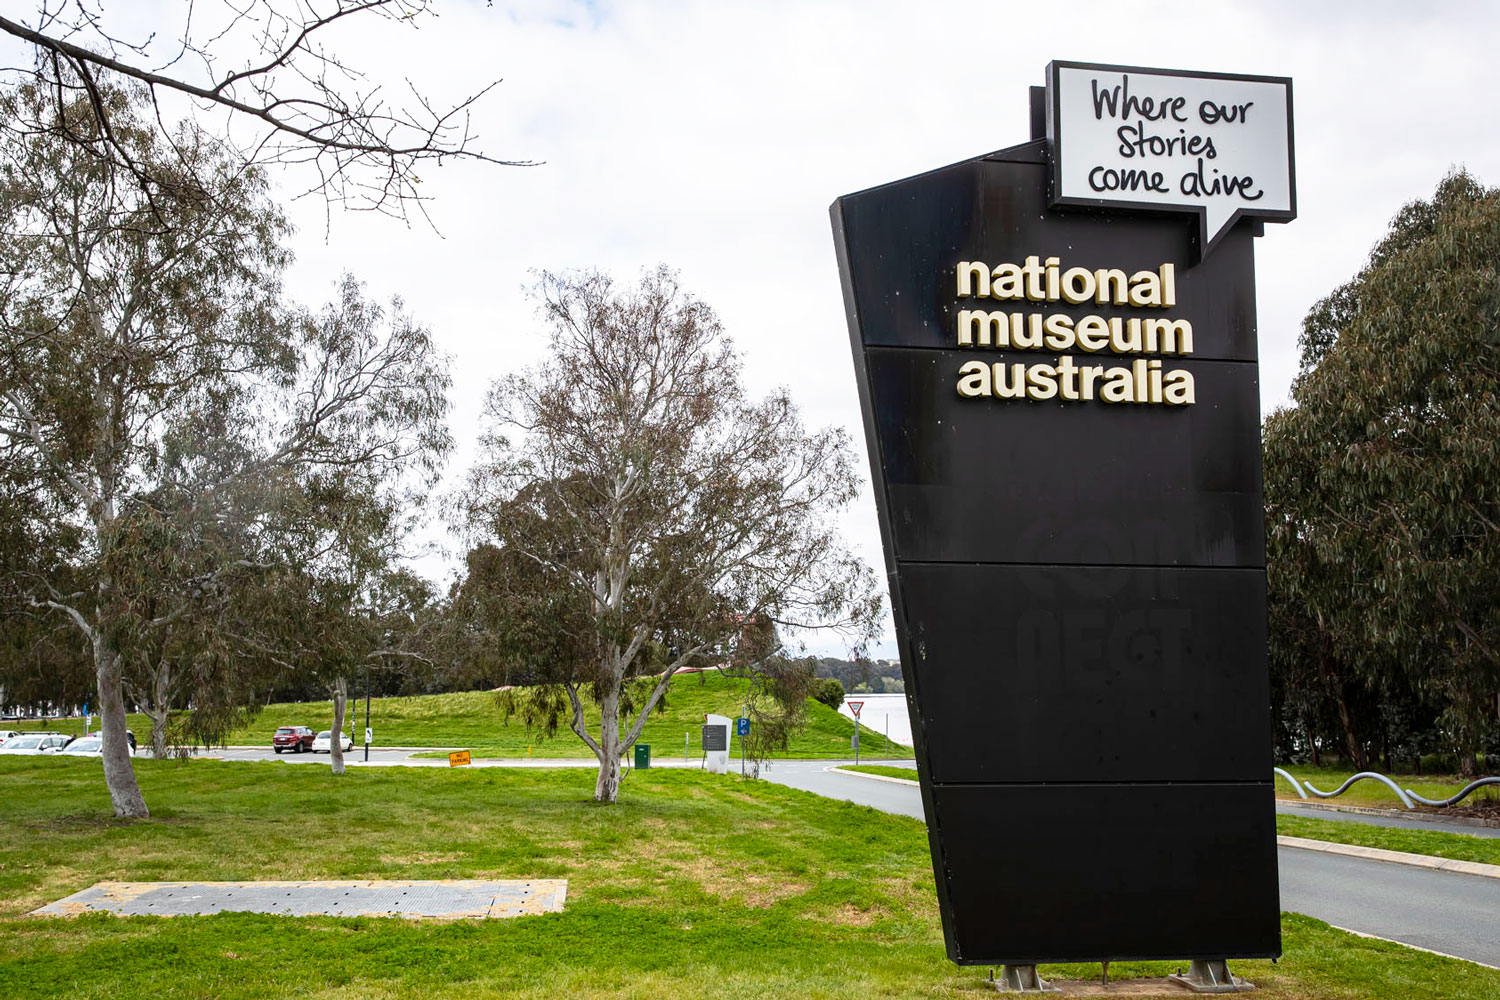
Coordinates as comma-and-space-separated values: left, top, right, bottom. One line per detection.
363, 665, 372, 762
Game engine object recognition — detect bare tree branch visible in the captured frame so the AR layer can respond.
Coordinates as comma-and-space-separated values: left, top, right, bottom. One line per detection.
0, 2, 537, 222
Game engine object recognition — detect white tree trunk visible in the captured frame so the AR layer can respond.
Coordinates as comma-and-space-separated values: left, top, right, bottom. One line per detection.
146, 704, 169, 759
594, 684, 621, 803
330, 675, 348, 775
95, 635, 148, 818
146, 660, 172, 758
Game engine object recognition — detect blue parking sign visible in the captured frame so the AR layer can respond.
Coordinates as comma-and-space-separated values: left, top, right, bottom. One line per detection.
735, 717, 750, 736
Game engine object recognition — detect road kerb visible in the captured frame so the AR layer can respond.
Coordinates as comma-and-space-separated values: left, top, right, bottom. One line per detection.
1278, 835, 1500, 879
830, 766, 918, 786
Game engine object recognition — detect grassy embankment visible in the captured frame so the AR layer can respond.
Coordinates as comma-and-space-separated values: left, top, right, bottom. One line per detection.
1277, 814, 1500, 866
11, 670, 912, 759
3, 758, 1500, 998
1274, 764, 1499, 810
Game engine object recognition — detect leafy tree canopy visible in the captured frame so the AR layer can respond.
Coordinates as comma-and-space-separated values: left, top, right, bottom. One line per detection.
1265, 170, 1500, 774
455, 266, 881, 802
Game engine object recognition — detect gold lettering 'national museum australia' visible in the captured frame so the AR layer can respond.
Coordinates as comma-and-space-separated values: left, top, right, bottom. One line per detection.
952, 256, 1195, 405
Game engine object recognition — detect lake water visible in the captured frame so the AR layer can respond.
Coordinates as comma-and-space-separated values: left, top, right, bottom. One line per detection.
836, 692, 912, 749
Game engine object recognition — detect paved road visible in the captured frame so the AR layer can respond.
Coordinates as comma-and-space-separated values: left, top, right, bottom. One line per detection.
757, 760, 1500, 968
760, 759, 925, 818
214, 747, 422, 765
210, 747, 766, 769
1278, 847, 1500, 965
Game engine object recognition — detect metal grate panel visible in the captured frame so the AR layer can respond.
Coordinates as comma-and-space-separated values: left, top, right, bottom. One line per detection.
32, 879, 567, 919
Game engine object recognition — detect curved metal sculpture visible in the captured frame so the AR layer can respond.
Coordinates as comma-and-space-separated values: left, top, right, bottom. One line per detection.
1404, 776, 1500, 808
1301, 771, 1416, 810
1272, 767, 1308, 799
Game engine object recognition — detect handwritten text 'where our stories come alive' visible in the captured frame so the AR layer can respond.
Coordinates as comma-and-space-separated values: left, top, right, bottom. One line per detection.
1084, 74, 1263, 203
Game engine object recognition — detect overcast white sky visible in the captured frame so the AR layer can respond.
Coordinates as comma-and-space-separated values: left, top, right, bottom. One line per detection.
13, 1, 1500, 656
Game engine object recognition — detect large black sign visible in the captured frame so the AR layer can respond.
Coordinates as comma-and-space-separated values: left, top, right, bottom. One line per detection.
831, 97, 1281, 963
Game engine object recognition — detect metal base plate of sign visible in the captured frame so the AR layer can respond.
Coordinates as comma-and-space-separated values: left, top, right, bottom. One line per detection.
1168, 960, 1256, 993
992, 965, 1060, 993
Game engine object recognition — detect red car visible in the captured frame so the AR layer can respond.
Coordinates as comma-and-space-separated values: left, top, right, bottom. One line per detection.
272, 726, 315, 753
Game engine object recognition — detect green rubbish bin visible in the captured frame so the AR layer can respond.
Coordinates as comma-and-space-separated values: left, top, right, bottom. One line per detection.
634, 744, 651, 769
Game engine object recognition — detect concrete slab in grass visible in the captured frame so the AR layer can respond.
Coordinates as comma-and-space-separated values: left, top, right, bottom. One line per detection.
31, 879, 567, 919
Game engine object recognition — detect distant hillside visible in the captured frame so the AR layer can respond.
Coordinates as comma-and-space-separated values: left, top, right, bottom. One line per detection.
812, 657, 905, 694
23, 669, 912, 759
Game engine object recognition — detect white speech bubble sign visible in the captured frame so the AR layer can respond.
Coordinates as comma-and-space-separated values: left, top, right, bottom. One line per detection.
1048, 61, 1295, 255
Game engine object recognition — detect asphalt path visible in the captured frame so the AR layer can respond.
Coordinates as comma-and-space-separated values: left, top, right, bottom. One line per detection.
755, 760, 1500, 968
210, 747, 738, 769
214, 747, 429, 765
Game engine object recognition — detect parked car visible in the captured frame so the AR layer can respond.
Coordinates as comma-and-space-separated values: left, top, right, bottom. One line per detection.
272, 726, 316, 753
312, 730, 354, 753
0, 731, 20, 747
0, 733, 72, 755
60, 736, 103, 757
57, 731, 135, 753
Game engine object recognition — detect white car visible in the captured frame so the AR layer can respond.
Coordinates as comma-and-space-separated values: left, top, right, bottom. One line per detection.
0, 733, 72, 755
60, 737, 104, 757
0, 731, 21, 747
312, 730, 354, 753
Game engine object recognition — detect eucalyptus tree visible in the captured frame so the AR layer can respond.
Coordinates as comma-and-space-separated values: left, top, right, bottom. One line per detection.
286, 475, 445, 777
109, 478, 294, 758
0, 600, 92, 718
458, 266, 881, 803
0, 439, 92, 715
0, 85, 451, 816
1264, 171, 1500, 775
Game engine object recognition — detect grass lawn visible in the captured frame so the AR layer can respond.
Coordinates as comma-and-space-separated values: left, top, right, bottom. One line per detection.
1276, 814, 1500, 867
3, 759, 1499, 998
839, 764, 917, 782
1274, 764, 1499, 811
10, 671, 913, 760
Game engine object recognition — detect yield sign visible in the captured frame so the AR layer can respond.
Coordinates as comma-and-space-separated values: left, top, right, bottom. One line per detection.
847, 700, 864, 718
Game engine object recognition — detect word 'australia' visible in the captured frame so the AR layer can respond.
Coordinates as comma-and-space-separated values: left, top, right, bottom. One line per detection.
957, 357, 1195, 405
